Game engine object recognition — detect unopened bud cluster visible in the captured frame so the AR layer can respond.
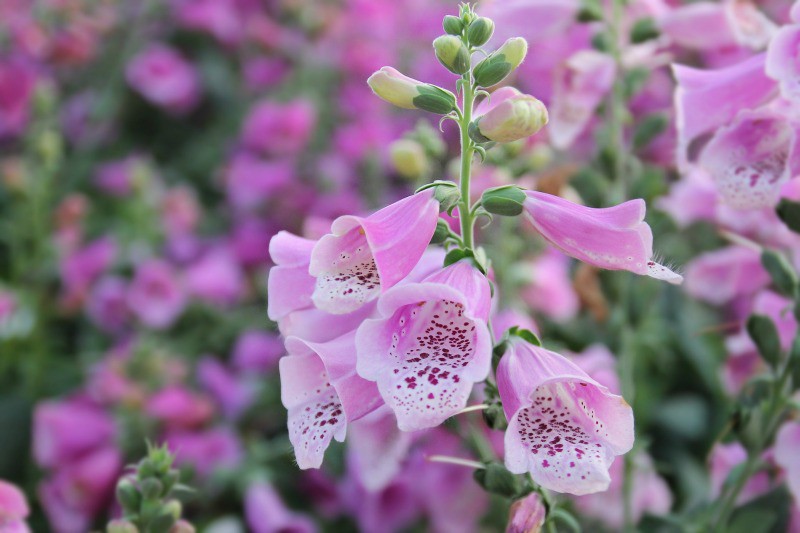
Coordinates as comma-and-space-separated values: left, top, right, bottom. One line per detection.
107, 444, 195, 533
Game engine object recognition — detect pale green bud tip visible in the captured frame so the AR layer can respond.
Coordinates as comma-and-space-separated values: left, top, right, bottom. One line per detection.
467, 17, 494, 46
498, 37, 528, 69
433, 35, 470, 75
367, 67, 421, 109
107, 520, 140, 533
390, 139, 429, 180
475, 94, 548, 143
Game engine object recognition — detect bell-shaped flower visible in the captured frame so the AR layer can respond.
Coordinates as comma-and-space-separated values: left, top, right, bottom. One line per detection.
775, 421, 800, 503
280, 330, 383, 469
699, 107, 800, 209
523, 191, 682, 284
672, 55, 776, 168
356, 261, 492, 431
548, 50, 615, 149
660, 1, 776, 51
471, 87, 548, 143
267, 231, 317, 322
496, 338, 634, 495
0, 480, 30, 533
685, 246, 770, 305
309, 191, 440, 314
766, 17, 800, 104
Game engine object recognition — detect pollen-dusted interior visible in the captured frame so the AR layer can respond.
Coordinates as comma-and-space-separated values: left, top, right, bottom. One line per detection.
287, 369, 345, 467
313, 228, 381, 314
379, 298, 478, 427
513, 380, 615, 492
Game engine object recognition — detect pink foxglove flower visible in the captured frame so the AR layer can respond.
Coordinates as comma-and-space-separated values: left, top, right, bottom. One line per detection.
660, 1, 776, 51
672, 55, 777, 168
709, 442, 771, 504
127, 259, 186, 329
471, 87, 548, 143
355, 261, 492, 431
775, 421, 800, 503
281, 331, 383, 469
33, 399, 116, 469
309, 191, 439, 314
0, 479, 30, 533
267, 231, 317, 322
766, 11, 800, 103
699, 108, 800, 209
245, 481, 316, 533
685, 246, 770, 305
496, 339, 634, 495
346, 407, 413, 492
523, 192, 682, 284
548, 50, 615, 149
126, 44, 200, 115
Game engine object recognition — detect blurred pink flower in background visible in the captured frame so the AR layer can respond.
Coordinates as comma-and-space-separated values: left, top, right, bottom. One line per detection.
126, 44, 200, 114
0, 480, 30, 533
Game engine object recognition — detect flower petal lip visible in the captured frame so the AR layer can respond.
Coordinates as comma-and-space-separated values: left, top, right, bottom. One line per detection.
355, 264, 492, 431
308, 191, 439, 314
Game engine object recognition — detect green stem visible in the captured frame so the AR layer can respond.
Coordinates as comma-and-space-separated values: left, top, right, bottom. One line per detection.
458, 74, 476, 249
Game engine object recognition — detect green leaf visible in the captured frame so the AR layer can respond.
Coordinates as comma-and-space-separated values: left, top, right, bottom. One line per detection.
473, 462, 521, 497
633, 113, 668, 150
761, 250, 798, 297
746, 314, 782, 368
630, 17, 660, 43
776, 198, 800, 234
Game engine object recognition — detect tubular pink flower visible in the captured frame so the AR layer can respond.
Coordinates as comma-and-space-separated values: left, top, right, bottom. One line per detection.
309, 191, 439, 314
685, 246, 770, 305
548, 50, 615, 149
775, 421, 800, 503
659, 1, 776, 51
267, 231, 317, 322
672, 55, 777, 168
472, 87, 548, 143
0, 480, 30, 533
281, 331, 383, 469
766, 23, 800, 103
496, 339, 634, 495
699, 107, 800, 209
355, 261, 492, 431
523, 191, 682, 284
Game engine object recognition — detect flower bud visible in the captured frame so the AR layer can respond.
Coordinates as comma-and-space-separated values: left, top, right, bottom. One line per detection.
116, 478, 141, 513
164, 499, 183, 520
433, 35, 470, 75
367, 67, 456, 114
140, 478, 163, 500
472, 90, 547, 143
107, 519, 140, 533
434, 183, 461, 213
430, 218, 452, 244
169, 520, 196, 533
473, 37, 528, 87
390, 139, 429, 180
481, 186, 527, 216
443, 15, 463, 35
467, 17, 494, 46
507, 493, 546, 533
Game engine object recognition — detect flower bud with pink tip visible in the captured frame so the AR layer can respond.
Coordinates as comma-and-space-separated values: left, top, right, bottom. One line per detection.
470, 87, 548, 144
496, 338, 634, 495
355, 261, 492, 431
523, 192, 683, 284
309, 191, 440, 314
281, 331, 383, 469
507, 492, 546, 533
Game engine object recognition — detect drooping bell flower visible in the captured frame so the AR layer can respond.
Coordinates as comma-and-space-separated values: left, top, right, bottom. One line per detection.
766, 15, 800, 103
0, 479, 30, 533
346, 406, 414, 492
267, 231, 318, 322
685, 246, 770, 305
496, 338, 634, 495
672, 55, 776, 168
699, 107, 800, 209
281, 331, 383, 469
775, 421, 800, 503
355, 261, 492, 431
523, 192, 682, 284
548, 50, 615, 149
309, 191, 440, 314
659, 1, 776, 51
